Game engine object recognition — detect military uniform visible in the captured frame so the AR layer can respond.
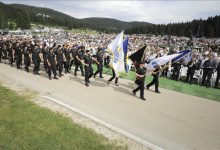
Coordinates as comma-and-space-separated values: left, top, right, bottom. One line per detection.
14, 43, 22, 69
32, 46, 41, 75
93, 49, 104, 78
74, 48, 84, 76
132, 65, 146, 100
146, 66, 161, 93
47, 50, 58, 80
42, 46, 49, 73
83, 53, 93, 87
23, 45, 31, 72
63, 47, 71, 73
55, 48, 64, 77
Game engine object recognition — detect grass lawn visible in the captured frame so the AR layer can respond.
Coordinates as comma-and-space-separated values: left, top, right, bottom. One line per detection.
93, 65, 220, 102
0, 85, 127, 150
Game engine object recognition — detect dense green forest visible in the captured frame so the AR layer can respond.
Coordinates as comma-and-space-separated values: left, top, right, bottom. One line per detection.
0, 2, 220, 37
125, 16, 220, 38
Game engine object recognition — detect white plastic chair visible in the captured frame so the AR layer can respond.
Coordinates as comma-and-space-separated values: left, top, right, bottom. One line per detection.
210, 70, 217, 87
179, 67, 188, 79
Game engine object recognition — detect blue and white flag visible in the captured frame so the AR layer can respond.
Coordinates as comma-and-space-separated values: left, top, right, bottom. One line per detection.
146, 53, 180, 71
172, 50, 192, 63
123, 37, 130, 72
107, 31, 125, 76
146, 50, 192, 72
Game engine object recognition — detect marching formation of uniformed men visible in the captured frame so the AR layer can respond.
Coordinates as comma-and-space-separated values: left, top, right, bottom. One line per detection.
0, 36, 219, 102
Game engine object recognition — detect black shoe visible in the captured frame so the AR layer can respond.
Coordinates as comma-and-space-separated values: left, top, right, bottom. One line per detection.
93, 75, 96, 78
61, 74, 64, 76
99, 76, 104, 78
59, 74, 62, 77
115, 83, 119, 86
132, 90, 136, 95
140, 97, 146, 101
54, 77, 58, 79
107, 81, 110, 84
74, 73, 77, 76
85, 83, 89, 87
36, 72, 40, 75
146, 86, 149, 90
155, 91, 161, 94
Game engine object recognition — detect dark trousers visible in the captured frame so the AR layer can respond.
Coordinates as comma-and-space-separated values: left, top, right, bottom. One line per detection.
43, 59, 48, 72
147, 74, 159, 92
69, 59, 75, 70
15, 55, 22, 69
24, 57, 30, 71
201, 69, 213, 87
85, 66, 93, 84
8, 54, 13, 65
33, 59, 40, 74
64, 60, 70, 72
48, 63, 57, 78
215, 72, 220, 88
94, 64, 103, 77
133, 80, 145, 98
57, 62, 63, 75
161, 68, 168, 78
74, 61, 84, 76
186, 68, 195, 84
108, 69, 118, 84
172, 68, 180, 81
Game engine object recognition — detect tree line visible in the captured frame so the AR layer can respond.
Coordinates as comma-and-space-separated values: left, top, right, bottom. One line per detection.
125, 16, 220, 38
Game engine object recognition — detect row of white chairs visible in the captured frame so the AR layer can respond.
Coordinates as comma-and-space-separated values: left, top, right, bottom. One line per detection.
167, 66, 218, 87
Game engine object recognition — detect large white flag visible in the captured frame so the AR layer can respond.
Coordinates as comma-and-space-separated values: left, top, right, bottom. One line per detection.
107, 31, 125, 76
145, 53, 180, 71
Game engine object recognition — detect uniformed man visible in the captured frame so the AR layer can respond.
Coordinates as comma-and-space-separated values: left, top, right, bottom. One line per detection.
107, 68, 119, 86
146, 65, 161, 94
7, 41, 14, 66
74, 45, 85, 76
32, 44, 41, 75
63, 44, 71, 73
46, 47, 58, 80
23, 43, 31, 72
81, 50, 98, 87
93, 47, 104, 78
132, 62, 146, 100
55, 45, 64, 77
42, 44, 49, 73
14, 42, 22, 69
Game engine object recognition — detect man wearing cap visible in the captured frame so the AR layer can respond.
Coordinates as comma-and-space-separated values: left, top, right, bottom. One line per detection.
74, 46, 85, 76
32, 44, 41, 75
81, 50, 98, 87
146, 64, 161, 94
46, 47, 58, 80
132, 62, 146, 100
93, 47, 104, 78
14, 42, 22, 69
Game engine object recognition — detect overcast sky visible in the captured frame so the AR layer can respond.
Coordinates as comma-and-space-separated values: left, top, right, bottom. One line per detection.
1, 0, 220, 24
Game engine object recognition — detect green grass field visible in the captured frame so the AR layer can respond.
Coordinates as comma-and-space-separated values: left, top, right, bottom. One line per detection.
93, 65, 220, 102
0, 85, 127, 150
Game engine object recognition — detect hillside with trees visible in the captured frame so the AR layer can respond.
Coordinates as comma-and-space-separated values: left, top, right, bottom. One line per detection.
0, 2, 220, 38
